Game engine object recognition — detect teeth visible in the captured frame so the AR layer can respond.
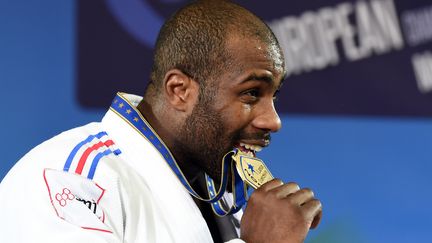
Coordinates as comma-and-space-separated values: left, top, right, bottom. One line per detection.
254, 146, 263, 152
239, 142, 263, 152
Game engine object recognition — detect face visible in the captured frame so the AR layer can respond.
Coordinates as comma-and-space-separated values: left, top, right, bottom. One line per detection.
177, 36, 285, 181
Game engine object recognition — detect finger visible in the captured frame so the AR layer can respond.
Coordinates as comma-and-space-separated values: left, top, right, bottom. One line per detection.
310, 209, 322, 229
260, 178, 284, 192
301, 199, 322, 229
289, 188, 314, 205
270, 182, 300, 199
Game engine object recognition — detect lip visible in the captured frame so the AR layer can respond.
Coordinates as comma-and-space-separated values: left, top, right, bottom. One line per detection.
237, 139, 270, 148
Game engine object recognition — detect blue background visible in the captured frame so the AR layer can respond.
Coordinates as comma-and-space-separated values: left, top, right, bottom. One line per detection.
0, 1, 431, 242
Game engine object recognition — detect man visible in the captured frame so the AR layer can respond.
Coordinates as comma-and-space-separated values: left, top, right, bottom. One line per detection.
0, 1, 321, 242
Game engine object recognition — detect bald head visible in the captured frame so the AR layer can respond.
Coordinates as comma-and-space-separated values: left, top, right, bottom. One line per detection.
147, 0, 284, 97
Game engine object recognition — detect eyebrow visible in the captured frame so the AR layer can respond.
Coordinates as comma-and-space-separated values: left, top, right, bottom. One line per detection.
242, 73, 273, 84
242, 73, 284, 90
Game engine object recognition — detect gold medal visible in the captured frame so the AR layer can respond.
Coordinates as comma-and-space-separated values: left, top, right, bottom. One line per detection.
232, 150, 274, 189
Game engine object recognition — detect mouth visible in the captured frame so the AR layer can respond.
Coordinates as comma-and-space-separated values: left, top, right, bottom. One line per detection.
235, 141, 268, 157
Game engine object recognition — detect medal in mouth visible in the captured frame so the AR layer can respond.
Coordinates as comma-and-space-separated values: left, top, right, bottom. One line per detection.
205, 143, 274, 216
232, 144, 274, 189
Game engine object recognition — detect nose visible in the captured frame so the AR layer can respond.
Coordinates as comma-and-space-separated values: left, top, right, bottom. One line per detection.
252, 99, 282, 133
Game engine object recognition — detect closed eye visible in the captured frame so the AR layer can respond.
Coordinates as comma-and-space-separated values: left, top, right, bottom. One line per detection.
244, 89, 259, 97
241, 89, 260, 103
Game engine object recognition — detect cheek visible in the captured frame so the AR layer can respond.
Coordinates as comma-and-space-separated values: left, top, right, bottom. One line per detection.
220, 104, 253, 131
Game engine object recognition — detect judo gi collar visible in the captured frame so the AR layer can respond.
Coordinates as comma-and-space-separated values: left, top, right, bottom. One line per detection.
109, 92, 247, 216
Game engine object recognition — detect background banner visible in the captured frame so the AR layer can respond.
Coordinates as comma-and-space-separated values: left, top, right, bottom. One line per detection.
78, 0, 432, 116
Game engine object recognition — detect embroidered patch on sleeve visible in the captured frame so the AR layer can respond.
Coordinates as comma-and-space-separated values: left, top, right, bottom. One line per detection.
43, 168, 112, 233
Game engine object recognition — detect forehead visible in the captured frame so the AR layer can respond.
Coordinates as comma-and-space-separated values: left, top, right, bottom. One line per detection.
223, 34, 285, 80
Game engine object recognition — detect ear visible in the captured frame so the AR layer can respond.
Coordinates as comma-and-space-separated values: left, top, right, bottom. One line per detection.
163, 69, 199, 112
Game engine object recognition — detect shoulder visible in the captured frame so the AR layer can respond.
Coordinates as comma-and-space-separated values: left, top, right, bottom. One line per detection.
0, 120, 122, 197
6, 121, 126, 198
11, 122, 121, 177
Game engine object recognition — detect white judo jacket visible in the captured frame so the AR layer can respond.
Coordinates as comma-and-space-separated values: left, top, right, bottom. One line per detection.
0, 93, 244, 243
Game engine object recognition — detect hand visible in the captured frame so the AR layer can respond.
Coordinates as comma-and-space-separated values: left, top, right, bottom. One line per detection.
240, 179, 322, 243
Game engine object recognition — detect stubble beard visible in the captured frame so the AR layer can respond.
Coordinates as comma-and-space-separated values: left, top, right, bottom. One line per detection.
175, 94, 236, 182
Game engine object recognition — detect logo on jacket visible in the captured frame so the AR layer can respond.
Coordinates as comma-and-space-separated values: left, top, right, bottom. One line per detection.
55, 188, 75, 207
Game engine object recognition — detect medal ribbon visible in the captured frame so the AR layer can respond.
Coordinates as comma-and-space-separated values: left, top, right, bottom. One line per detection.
206, 156, 248, 216
110, 93, 247, 210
